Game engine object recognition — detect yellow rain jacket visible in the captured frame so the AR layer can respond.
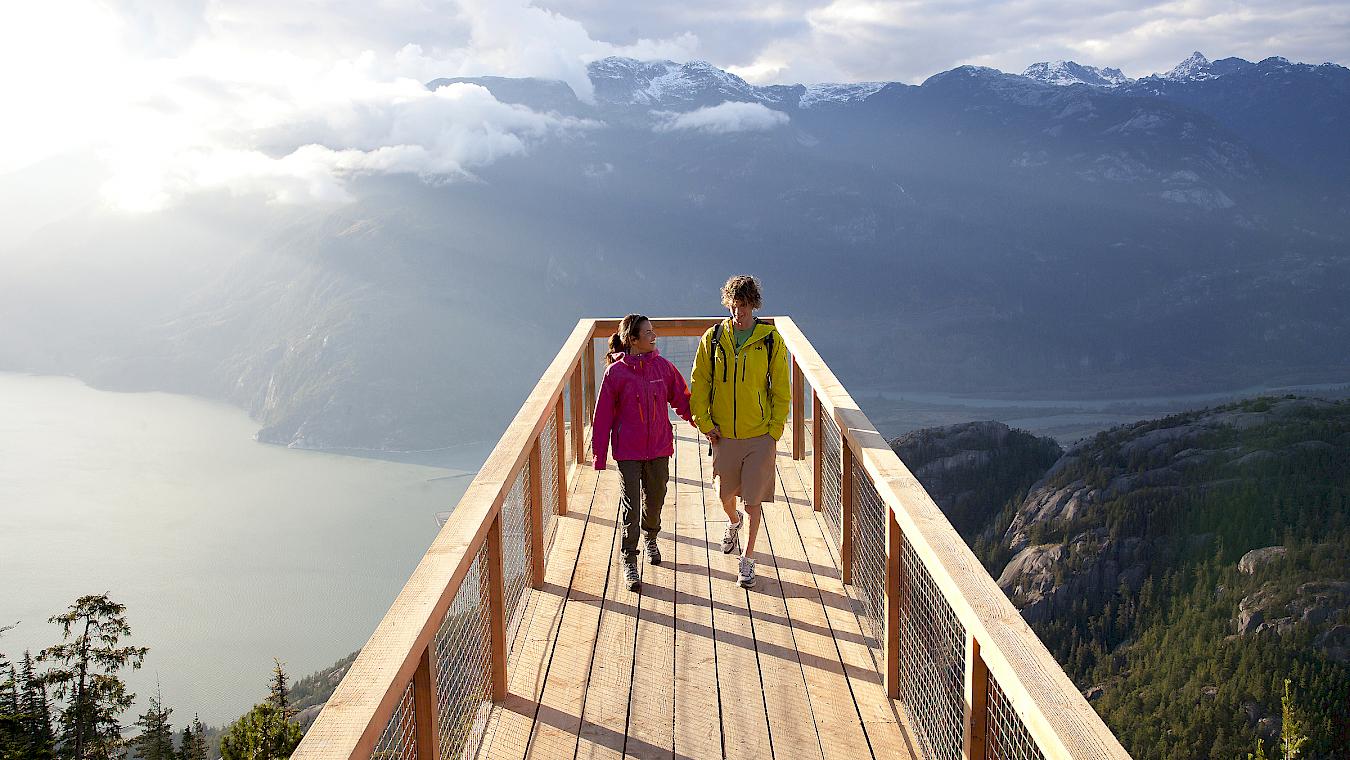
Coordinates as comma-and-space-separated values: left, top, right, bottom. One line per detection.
690, 318, 791, 440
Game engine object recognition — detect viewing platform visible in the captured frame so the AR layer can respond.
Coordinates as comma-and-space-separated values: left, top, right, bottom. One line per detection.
294, 318, 1132, 760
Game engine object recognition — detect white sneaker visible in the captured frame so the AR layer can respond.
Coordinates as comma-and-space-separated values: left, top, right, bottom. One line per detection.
737, 556, 756, 588
721, 511, 743, 555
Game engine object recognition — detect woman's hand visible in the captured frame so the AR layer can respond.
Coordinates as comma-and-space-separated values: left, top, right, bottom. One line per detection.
706, 425, 722, 445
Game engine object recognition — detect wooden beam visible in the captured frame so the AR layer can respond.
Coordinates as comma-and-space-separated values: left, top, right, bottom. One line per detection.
487, 513, 507, 702
885, 506, 902, 699
583, 340, 597, 455
840, 435, 854, 585
554, 398, 569, 516
528, 436, 545, 589
964, 635, 989, 760
812, 391, 823, 512
413, 647, 438, 760
570, 358, 585, 466
590, 316, 727, 338
791, 356, 805, 461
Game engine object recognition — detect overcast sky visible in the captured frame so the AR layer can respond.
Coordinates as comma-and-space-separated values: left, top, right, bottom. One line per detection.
1, 0, 1345, 211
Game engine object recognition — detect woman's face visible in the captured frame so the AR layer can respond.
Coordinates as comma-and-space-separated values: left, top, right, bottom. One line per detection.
630, 320, 657, 353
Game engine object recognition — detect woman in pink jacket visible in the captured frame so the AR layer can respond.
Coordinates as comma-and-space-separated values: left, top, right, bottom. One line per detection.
592, 314, 692, 591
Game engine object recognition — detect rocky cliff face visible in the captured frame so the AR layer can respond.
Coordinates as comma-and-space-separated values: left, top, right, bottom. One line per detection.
889, 420, 1060, 541
937, 398, 1350, 757
995, 397, 1350, 625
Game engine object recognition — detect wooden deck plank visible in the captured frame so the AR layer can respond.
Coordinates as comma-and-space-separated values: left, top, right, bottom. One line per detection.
671, 433, 722, 760
777, 426, 914, 757
526, 467, 622, 758
576, 466, 643, 759
622, 434, 682, 759
482, 465, 601, 759
761, 442, 875, 760
701, 443, 773, 760
797, 510, 915, 758
744, 469, 825, 759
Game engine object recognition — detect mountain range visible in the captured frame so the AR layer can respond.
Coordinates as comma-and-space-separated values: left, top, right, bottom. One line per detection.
1, 52, 1347, 450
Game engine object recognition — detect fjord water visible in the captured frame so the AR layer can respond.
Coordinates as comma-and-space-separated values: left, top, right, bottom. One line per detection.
0, 372, 476, 726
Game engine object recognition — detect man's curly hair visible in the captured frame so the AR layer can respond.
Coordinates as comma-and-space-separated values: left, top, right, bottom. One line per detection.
720, 275, 763, 309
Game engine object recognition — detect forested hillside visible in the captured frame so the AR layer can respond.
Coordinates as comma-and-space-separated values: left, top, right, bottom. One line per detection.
894, 398, 1350, 759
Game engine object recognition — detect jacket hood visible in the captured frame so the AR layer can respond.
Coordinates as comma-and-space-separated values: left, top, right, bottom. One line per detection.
610, 347, 663, 367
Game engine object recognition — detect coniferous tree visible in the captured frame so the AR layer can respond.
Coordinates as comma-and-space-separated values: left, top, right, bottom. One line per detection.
1, 647, 19, 760
219, 704, 300, 760
19, 652, 55, 760
36, 594, 148, 760
132, 691, 174, 760
1280, 679, 1309, 760
176, 715, 208, 760
267, 661, 296, 723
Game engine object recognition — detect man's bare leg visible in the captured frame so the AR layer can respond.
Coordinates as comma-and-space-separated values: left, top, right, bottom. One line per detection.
741, 502, 761, 557
721, 493, 741, 524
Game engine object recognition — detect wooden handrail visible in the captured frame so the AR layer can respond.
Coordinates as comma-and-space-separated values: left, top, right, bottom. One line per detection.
294, 319, 594, 760
773, 316, 1130, 760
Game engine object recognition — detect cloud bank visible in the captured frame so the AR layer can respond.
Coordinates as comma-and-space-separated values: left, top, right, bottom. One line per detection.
2, 0, 1346, 212
654, 101, 791, 134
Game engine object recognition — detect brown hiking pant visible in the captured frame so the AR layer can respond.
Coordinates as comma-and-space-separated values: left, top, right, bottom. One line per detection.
617, 457, 669, 558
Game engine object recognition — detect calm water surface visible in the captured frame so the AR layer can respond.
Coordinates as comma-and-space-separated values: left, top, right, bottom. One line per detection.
0, 373, 478, 725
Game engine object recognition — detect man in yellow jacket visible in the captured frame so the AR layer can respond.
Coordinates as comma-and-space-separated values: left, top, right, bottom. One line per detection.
690, 275, 791, 588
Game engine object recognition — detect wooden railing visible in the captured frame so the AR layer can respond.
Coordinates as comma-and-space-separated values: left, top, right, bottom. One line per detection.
293, 317, 1131, 760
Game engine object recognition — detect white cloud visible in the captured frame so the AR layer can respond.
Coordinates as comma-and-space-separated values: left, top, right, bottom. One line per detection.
653, 101, 790, 134
0, 0, 692, 210
102, 80, 598, 212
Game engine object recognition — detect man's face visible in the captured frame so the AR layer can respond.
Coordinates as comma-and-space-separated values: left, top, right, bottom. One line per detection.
729, 300, 753, 329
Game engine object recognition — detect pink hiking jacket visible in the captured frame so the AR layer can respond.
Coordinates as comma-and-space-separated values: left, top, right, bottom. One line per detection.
592, 348, 692, 470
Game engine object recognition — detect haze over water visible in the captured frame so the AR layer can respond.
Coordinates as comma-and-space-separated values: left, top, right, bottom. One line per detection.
0, 372, 476, 726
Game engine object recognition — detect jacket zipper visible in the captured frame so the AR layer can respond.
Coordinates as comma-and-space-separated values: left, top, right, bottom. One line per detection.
730, 333, 737, 438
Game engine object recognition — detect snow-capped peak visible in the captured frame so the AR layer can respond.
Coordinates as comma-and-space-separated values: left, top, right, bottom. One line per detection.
587, 57, 757, 106
1022, 60, 1133, 87
1163, 51, 1216, 81
798, 81, 886, 108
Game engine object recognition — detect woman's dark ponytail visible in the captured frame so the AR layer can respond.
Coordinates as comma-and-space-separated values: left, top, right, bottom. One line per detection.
606, 313, 648, 365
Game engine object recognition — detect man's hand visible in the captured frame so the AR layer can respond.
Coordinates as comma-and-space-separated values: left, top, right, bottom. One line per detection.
706, 425, 722, 444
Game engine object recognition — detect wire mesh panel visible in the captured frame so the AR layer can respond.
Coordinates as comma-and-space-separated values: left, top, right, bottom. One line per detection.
432, 545, 494, 760
540, 414, 560, 556
657, 335, 701, 384
986, 671, 1047, 760
820, 412, 844, 548
501, 463, 531, 648
371, 681, 416, 760
563, 381, 574, 470
850, 458, 887, 649
898, 535, 967, 760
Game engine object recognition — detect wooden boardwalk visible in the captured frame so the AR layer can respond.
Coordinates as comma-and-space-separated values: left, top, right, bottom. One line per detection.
478, 428, 918, 760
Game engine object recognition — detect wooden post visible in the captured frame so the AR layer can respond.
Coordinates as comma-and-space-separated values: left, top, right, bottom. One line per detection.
840, 434, 854, 585
812, 392, 823, 512
413, 646, 439, 760
885, 505, 902, 699
583, 339, 597, 455
791, 358, 804, 461
570, 359, 585, 466
963, 635, 989, 760
554, 398, 569, 516
486, 514, 507, 701
528, 437, 545, 589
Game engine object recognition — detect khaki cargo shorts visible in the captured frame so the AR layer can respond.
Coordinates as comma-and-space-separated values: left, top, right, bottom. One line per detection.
711, 433, 776, 505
